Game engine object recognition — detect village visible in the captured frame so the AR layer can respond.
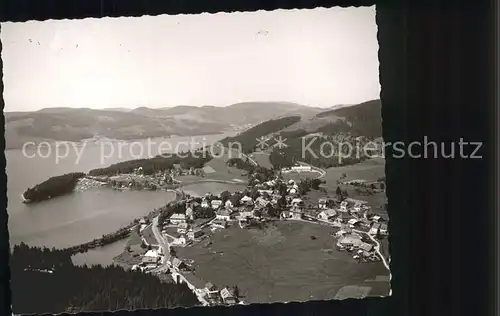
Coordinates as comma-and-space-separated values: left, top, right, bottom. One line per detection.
122, 163, 389, 307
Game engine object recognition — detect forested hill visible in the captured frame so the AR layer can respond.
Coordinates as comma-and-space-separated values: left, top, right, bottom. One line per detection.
10, 243, 199, 314
219, 116, 302, 153
5, 102, 323, 149
88, 150, 212, 176
23, 172, 86, 203
314, 99, 382, 138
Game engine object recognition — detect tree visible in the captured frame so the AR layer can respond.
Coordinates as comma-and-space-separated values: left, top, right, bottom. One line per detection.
230, 193, 242, 206
232, 285, 240, 299
170, 247, 177, 257
268, 206, 281, 218
278, 182, 287, 196
250, 188, 260, 200
311, 179, 323, 190
277, 195, 287, 208
220, 191, 231, 203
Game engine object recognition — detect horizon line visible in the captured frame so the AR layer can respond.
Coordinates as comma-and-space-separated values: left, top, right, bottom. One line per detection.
6, 99, 379, 113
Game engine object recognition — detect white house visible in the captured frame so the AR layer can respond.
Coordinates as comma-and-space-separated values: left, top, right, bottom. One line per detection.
291, 198, 303, 206
173, 236, 187, 245
141, 249, 160, 265
170, 213, 187, 225
290, 209, 303, 220
205, 282, 218, 293
347, 218, 360, 228
177, 222, 189, 234
291, 165, 311, 172
339, 235, 363, 248
318, 209, 337, 221
335, 229, 347, 237
240, 196, 253, 204
264, 180, 276, 187
187, 229, 204, 240
346, 198, 368, 204
258, 189, 273, 196
220, 287, 237, 305
239, 210, 254, 220
201, 199, 210, 208
369, 223, 381, 235
211, 200, 223, 210
216, 208, 231, 221
372, 215, 382, 222
379, 223, 388, 235
185, 207, 194, 221
318, 199, 328, 209
339, 201, 348, 212
225, 200, 233, 208
171, 257, 188, 271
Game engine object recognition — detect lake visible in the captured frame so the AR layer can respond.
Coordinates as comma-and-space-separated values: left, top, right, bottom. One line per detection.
7, 133, 236, 263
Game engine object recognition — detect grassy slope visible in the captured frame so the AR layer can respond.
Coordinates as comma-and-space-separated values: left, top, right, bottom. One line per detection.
177, 221, 389, 303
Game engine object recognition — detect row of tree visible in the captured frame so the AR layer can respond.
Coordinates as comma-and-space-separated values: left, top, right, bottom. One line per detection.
226, 157, 255, 172
23, 172, 86, 203
10, 243, 199, 314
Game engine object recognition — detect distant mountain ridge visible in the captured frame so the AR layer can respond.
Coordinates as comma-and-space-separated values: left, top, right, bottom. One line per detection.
217, 99, 382, 154
214, 99, 382, 169
5, 102, 325, 149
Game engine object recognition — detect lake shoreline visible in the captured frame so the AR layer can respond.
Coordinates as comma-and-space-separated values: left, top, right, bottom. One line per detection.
69, 180, 246, 268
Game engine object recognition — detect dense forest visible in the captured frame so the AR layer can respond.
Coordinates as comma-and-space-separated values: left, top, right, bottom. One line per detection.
89, 151, 212, 176
219, 116, 302, 153
23, 172, 86, 203
316, 99, 382, 138
268, 134, 370, 169
10, 243, 199, 314
316, 120, 353, 135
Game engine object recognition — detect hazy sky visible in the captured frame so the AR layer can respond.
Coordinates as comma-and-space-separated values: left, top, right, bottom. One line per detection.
1, 7, 379, 112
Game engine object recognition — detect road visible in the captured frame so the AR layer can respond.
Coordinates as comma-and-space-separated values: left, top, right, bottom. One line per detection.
241, 152, 258, 166
151, 216, 211, 305
297, 161, 326, 179
150, 216, 171, 273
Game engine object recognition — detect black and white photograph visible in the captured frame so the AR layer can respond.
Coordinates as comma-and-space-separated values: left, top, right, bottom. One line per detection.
3, 6, 390, 314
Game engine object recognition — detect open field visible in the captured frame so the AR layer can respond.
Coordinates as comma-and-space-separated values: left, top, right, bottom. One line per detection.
249, 151, 273, 169
321, 158, 388, 217
113, 231, 145, 267
282, 171, 322, 182
196, 147, 250, 182
142, 225, 157, 245
176, 221, 389, 304
323, 157, 385, 185
181, 182, 246, 197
